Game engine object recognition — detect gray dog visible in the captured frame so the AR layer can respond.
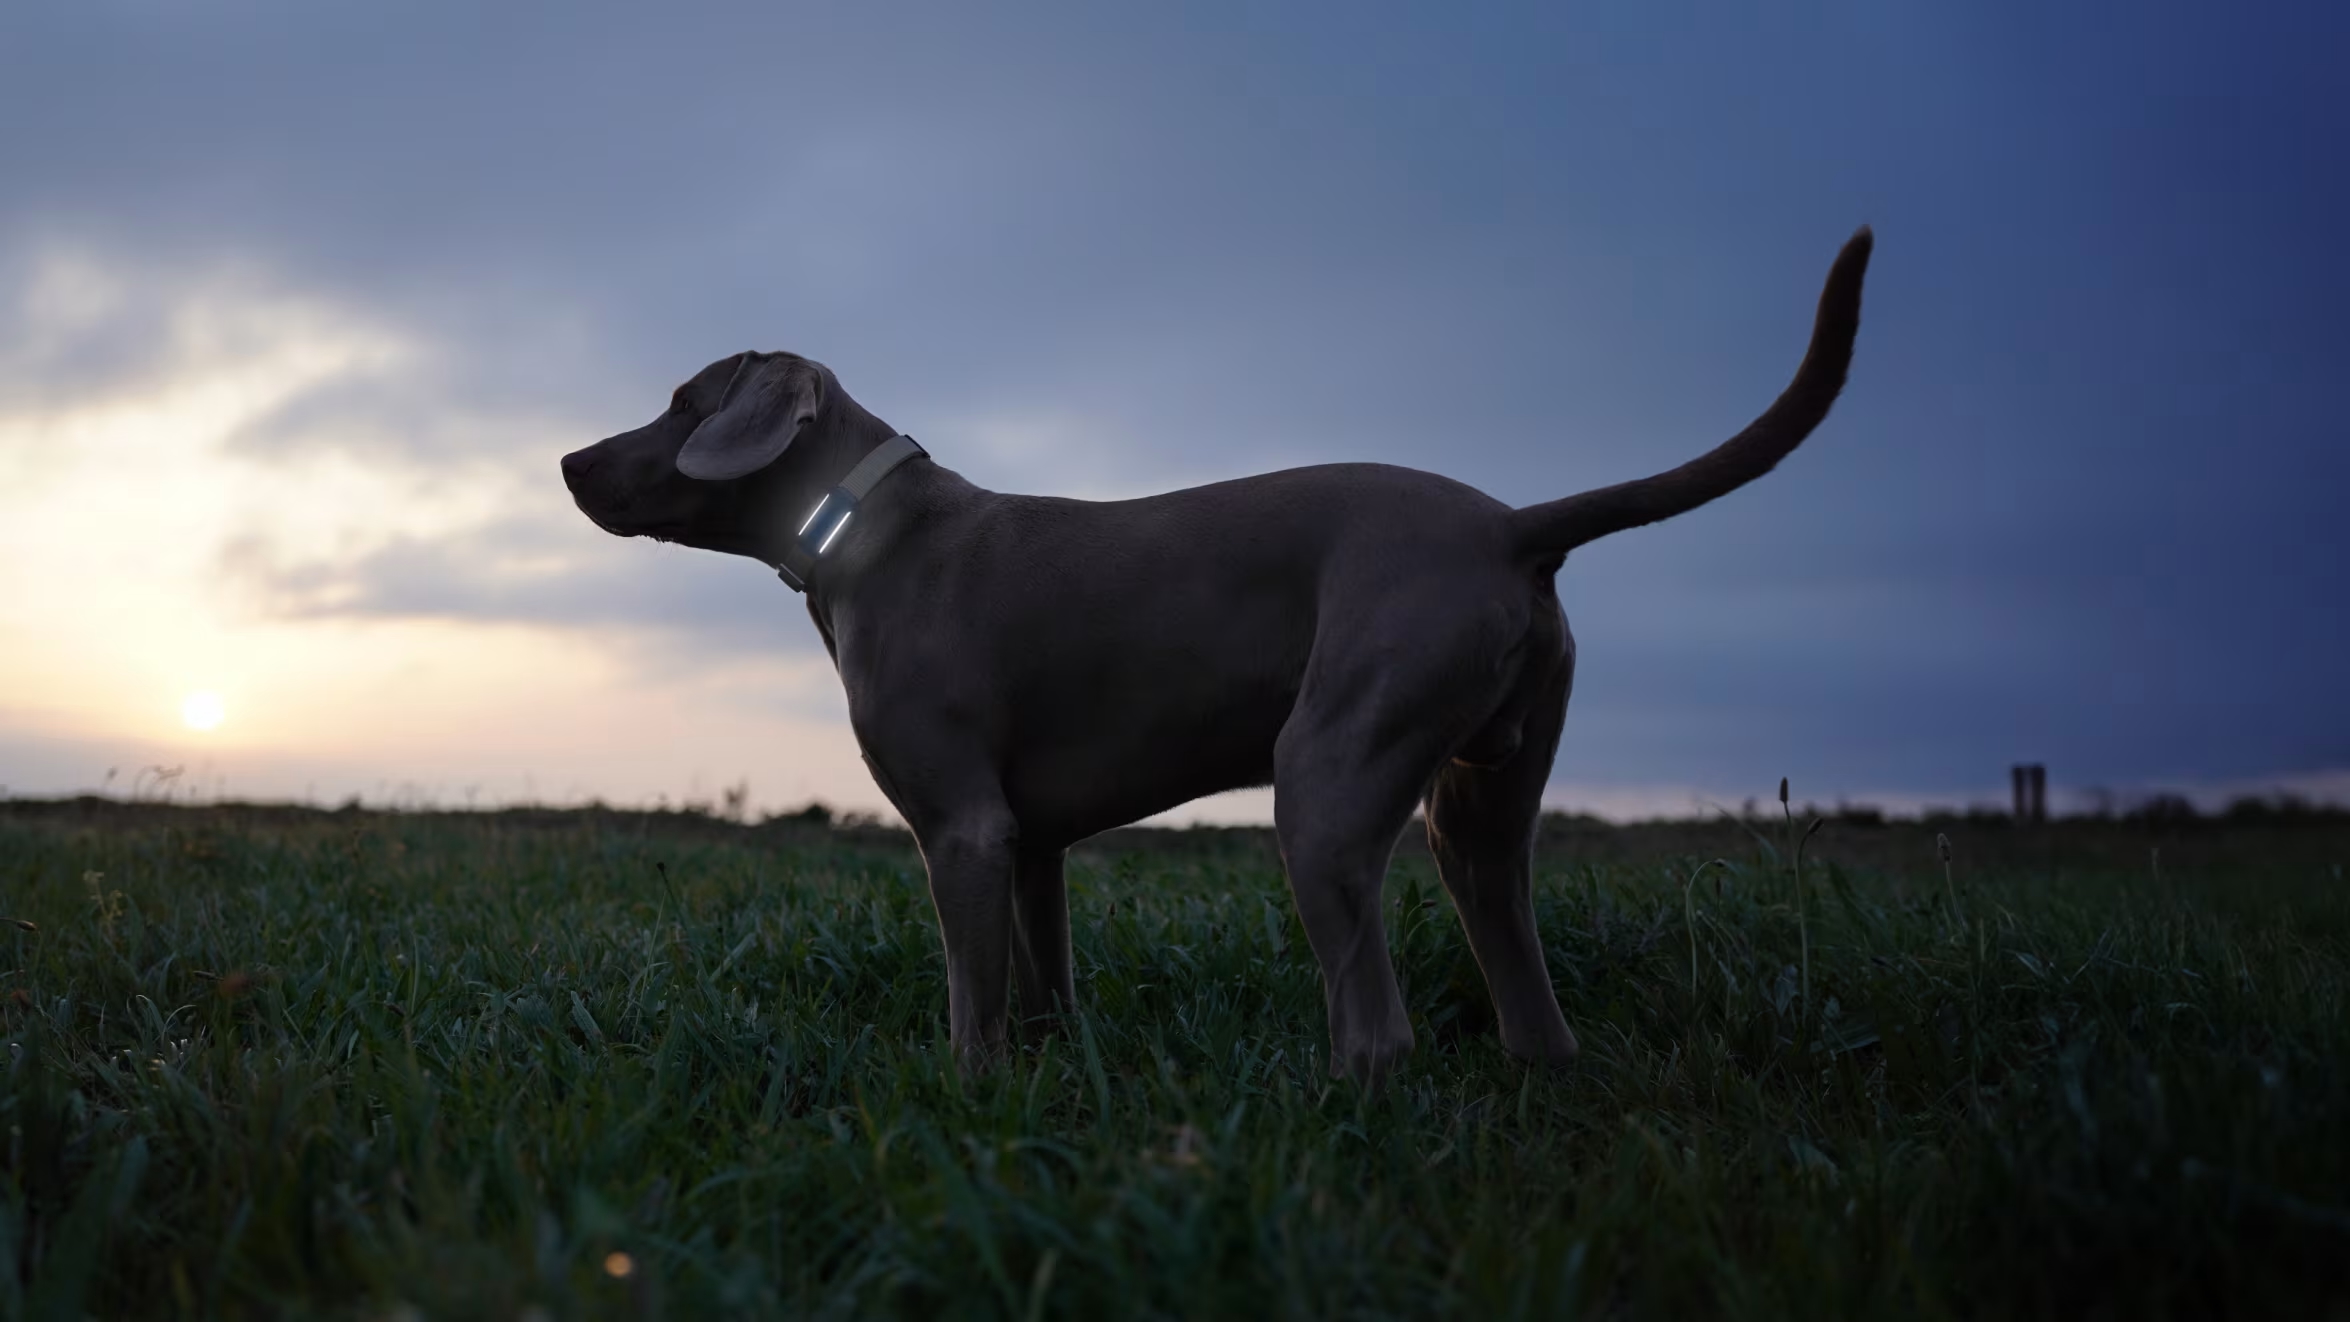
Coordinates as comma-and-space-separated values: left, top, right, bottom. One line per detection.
562, 229, 1872, 1084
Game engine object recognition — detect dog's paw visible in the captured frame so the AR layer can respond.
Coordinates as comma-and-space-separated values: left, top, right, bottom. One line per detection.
1501, 1021, 1580, 1069
1329, 1024, 1417, 1089
952, 1034, 1012, 1077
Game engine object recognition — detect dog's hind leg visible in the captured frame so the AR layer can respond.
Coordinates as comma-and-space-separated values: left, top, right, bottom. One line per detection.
1423, 653, 1579, 1066
1011, 842, 1076, 1034
1273, 659, 1481, 1086
1273, 765, 1419, 1086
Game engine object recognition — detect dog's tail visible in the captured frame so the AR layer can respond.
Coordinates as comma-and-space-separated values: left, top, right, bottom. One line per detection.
1510, 227, 1873, 559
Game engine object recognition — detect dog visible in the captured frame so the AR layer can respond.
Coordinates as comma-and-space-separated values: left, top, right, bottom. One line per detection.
561, 229, 1872, 1084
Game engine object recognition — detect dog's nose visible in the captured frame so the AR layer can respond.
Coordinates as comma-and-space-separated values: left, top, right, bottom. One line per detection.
560, 447, 599, 488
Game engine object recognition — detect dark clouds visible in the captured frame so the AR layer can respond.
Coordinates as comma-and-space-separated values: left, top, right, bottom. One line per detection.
4, 0, 2346, 804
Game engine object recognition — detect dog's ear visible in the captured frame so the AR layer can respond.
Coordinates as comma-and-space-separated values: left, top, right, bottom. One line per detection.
675, 354, 825, 481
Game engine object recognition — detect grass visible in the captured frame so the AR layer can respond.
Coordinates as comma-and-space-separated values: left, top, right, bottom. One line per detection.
2, 798, 2347, 1319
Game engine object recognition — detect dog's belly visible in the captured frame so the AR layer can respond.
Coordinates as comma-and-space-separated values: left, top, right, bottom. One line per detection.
1001, 685, 1294, 844
988, 606, 1304, 843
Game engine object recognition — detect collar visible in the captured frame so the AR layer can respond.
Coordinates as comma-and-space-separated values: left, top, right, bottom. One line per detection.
771, 433, 927, 592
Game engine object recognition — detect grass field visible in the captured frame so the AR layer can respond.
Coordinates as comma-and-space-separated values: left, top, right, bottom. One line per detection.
2, 798, 2346, 1319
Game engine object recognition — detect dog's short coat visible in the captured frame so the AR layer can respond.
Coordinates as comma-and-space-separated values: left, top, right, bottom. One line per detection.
562, 230, 1872, 1083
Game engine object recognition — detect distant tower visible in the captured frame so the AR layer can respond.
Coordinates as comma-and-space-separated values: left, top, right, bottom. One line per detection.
2010, 764, 2047, 824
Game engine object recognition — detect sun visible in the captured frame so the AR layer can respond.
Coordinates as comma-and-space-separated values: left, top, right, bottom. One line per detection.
180, 690, 226, 731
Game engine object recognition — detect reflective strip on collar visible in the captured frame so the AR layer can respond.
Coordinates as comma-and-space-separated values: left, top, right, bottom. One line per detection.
774, 433, 927, 592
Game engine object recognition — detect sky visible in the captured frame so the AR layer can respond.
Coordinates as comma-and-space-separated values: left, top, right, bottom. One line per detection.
1, 1, 2344, 823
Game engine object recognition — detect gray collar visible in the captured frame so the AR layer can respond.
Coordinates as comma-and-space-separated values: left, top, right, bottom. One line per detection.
772, 433, 927, 593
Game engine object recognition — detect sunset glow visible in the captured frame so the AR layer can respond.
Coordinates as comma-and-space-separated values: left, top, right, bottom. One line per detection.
180, 691, 226, 731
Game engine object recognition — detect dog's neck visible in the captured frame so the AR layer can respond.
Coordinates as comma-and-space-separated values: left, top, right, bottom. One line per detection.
754, 395, 972, 602
795, 455, 983, 646
766, 431, 928, 592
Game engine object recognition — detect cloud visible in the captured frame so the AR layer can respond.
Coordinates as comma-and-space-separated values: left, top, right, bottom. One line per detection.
0, 243, 403, 426
217, 516, 810, 657
0, 237, 799, 644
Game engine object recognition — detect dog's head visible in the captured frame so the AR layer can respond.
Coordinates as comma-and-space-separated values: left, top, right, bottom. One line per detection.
561, 350, 876, 561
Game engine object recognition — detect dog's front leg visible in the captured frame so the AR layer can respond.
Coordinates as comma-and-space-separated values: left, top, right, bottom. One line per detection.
914, 810, 1021, 1071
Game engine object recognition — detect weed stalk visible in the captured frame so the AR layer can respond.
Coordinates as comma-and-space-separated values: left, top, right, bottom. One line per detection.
1797, 818, 1823, 1025
1937, 832, 1961, 929
1780, 778, 1824, 1030
1682, 858, 1728, 1002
